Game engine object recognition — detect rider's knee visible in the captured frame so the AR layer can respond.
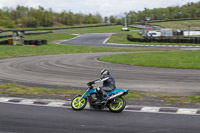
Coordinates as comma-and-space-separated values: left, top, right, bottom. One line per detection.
96, 86, 101, 92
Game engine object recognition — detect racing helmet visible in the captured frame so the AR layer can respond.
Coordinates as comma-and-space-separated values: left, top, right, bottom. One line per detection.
101, 69, 110, 75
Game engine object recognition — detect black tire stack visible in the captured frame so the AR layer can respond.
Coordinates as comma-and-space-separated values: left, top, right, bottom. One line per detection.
24, 40, 48, 46
0, 40, 9, 45
0, 40, 47, 45
127, 35, 200, 44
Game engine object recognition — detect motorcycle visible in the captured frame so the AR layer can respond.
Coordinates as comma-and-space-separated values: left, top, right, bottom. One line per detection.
71, 84, 128, 113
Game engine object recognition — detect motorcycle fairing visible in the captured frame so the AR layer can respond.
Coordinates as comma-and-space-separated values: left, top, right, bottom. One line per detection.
86, 88, 128, 97
107, 89, 128, 96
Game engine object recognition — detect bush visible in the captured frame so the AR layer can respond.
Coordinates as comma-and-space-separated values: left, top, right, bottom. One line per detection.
0, 20, 15, 28
21, 16, 39, 28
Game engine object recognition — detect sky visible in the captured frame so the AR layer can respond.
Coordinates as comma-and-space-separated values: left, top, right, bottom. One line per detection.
0, 0, 199, 17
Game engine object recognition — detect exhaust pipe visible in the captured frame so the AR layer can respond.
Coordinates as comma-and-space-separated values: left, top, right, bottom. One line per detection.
108, 92, 124, 100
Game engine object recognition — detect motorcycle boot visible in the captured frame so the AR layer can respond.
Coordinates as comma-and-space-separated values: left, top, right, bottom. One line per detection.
97, 87, 109, 103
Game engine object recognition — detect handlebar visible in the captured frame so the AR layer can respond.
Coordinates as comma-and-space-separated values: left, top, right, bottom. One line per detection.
87, 84, 93, 89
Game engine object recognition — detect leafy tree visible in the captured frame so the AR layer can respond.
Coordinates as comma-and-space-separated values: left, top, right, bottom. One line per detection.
21, 16, 38, 27
67, 12, 75, 26
123, 1, 200, 23
109, 16, 116, 23
74, 13, 83, 25
104, 16, 109, 23
127, 11, 137, 24
0, 19, 15, 28
116, 19, 123, 25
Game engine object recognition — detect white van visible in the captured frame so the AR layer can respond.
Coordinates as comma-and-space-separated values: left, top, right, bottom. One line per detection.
121, 27, 129, 31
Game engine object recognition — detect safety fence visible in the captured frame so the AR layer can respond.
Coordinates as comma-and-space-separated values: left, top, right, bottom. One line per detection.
127, 35, 200, 44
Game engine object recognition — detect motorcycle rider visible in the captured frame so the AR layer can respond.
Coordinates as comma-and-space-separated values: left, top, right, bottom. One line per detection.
87, 69, 116, 100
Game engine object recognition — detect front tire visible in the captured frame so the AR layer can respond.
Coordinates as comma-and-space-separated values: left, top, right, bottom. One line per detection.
108, 97, 126, 113
71, 96, 87, 110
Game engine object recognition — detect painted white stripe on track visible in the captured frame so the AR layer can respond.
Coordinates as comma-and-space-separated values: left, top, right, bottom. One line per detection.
177, 109, 198, 115
0, 97, 200, 115
141, 107, 160, 112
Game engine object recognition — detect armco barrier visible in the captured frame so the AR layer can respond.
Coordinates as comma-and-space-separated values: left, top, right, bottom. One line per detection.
127, 35, 200, 44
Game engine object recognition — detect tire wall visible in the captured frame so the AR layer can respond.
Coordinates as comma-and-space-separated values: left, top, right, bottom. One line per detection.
127, 35, 200, 44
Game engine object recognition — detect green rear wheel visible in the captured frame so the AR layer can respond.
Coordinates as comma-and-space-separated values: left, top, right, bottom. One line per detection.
108, 97, 126, 113
71, 96, 87, 110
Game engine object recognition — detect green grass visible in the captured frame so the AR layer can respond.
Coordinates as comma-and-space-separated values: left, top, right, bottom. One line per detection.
1, 83, 199, 104
59, 25, 138, 34
100, 51, 200, 69
151, 20, 200, 30
0, 84, 84, 97
104, 20, 200, 46
107, 32, 141, 44
0, 32, 76, 42
0, 44, 150, 59
128, 42, 200, 46
107, 29, 200, 46
0, 31, 151, 58
61, 25, 139, 46
124, 91, 173, 100
1, 25, 138, 41
25, 33, 76, 42
1, 23, 115, 31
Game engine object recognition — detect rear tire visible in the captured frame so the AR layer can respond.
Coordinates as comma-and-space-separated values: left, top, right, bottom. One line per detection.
71, 96, 87, 111
108, 97, 126, 113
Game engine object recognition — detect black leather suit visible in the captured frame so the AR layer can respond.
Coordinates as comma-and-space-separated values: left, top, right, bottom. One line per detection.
93, 74, 116, 96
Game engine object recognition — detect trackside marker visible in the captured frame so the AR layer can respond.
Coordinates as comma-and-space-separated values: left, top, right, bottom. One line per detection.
0, 97, 200, 115
177, 109, 198, 115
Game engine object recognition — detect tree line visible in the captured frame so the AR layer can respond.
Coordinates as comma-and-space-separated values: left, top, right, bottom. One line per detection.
1, 2, 199, 28
125, 2, 200, 24
0, 6, 105, 28
106, 2, 200, 25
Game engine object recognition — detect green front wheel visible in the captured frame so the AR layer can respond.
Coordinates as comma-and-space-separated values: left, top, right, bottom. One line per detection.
71, 96, 87, 110
108, 97, 126, 113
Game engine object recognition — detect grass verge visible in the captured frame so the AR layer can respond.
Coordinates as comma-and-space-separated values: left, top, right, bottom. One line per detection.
107, 32, 140, 44
107, 31, 200, 46
0, 84, 84, 98
150, 20, 200, 30
100, 51, 200, 69
1, 23, 115, 31
0, 44, 150, 59
0, 31, 152, 59
0, 83, 200, 105
57, 25, 138, 34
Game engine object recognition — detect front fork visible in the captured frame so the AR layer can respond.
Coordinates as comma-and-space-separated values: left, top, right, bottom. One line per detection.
78, 88, 89, 102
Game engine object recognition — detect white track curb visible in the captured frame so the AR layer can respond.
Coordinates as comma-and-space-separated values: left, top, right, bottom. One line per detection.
0, 97, 199, 115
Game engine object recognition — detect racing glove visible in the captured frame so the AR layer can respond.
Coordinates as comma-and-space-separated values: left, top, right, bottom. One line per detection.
87, 81, 94, 86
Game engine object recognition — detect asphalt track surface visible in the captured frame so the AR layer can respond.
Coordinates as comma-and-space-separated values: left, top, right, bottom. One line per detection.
0, 52, 200, 95
60, 33, 112, 47
60, 33, 200, 48
0, 33, 200, 95
1, 33, 200, 133
0, 103, 200, 133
